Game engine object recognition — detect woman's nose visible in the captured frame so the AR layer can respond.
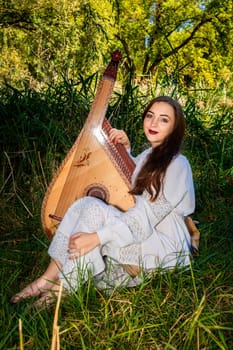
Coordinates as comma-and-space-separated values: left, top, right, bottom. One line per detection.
151, 116, 158, 126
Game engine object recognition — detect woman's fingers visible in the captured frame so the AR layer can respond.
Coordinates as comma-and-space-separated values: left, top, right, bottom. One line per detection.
68, 241, 84, 258
67, 232, 100, 259
109, 128, 130, 150
69, 252, 82, 260
69, 232, 81, 247
109, 128, 120, 142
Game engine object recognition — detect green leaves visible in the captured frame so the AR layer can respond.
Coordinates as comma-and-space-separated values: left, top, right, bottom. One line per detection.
0, 0, 232, 89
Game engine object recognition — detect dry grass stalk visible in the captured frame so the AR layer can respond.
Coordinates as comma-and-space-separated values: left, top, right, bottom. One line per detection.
51, 282, 63, 350
19, 318, 24, 350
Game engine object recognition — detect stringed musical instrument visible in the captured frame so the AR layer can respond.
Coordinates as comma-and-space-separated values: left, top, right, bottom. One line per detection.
41, 50, 136, 239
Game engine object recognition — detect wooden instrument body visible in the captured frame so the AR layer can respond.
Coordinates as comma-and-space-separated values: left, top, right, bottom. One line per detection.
41, 52, 136, 239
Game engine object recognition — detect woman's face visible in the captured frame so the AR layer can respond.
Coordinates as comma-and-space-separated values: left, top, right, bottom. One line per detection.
143, 101, 175, 148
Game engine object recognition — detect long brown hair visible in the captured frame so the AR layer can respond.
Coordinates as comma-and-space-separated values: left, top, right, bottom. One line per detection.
130, 96, 186, 201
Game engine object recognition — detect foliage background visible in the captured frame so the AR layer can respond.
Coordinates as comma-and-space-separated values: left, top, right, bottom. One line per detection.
0, 0, 232, 89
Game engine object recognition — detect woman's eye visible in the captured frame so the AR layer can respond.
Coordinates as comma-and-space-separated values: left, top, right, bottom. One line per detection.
161, 117, 169, 123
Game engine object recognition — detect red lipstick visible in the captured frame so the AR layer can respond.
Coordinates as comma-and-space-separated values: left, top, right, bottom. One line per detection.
148, 129, 158, 135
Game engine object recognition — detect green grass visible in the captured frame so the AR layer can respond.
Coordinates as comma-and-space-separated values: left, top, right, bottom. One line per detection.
0, 79, 232, 349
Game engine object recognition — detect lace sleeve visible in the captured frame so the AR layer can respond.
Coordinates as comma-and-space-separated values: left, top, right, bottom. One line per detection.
119, 243, 142, 265
142, 191, 174, 226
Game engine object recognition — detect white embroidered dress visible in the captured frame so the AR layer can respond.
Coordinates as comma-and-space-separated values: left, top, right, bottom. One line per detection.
48, 148, 195, 291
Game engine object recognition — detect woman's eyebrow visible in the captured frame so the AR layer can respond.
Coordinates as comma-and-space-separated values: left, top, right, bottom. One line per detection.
148, 110, 171, 118
147, 110, 154, 114
160, 114, 170, 118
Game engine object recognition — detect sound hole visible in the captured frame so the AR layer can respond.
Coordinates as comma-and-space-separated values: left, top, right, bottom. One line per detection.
84, 183, 110, 203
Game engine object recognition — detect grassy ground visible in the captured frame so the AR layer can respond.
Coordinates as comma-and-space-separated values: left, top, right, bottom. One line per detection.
0, 81, 232, 349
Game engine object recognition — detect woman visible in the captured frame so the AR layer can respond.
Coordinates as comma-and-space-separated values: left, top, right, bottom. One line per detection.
11, 96, 195, 305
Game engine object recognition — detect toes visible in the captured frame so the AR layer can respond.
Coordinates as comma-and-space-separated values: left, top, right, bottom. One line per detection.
10, 294, 22, 304
33, 293, 55, 308
10, 281, 41, 304
10, 291, 33, 304
10, 278, 61, 304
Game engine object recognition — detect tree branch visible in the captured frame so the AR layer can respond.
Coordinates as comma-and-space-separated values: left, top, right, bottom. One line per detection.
147, 17, 213, 75
114, 32, 136, 74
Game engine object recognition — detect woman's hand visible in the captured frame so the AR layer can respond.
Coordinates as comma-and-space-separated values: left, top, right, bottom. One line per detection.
68, 232, 100, 259
109, 128, 131, 151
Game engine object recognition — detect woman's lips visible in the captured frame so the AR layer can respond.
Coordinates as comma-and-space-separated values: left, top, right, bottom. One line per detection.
148, 129, 158, 135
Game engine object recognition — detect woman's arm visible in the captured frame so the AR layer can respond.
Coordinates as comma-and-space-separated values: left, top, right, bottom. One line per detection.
144, 155, 195, 227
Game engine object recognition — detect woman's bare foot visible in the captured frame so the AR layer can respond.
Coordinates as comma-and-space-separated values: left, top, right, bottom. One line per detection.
10, 276, 59, 304
33, 282, 65, 308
